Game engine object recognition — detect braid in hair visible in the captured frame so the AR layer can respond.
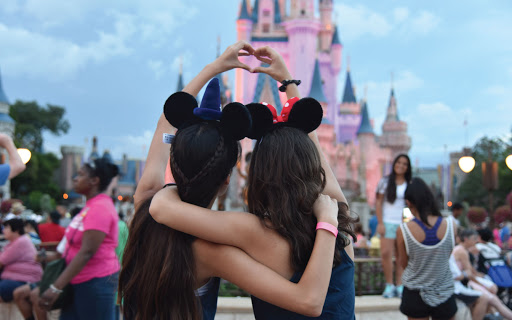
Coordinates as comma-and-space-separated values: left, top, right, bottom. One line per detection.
170, 122, 240, 208
186, 134, 226, 186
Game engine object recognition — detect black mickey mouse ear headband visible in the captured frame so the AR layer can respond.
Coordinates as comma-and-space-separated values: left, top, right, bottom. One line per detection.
163, 78, 252, 141
246, 97, 323, 140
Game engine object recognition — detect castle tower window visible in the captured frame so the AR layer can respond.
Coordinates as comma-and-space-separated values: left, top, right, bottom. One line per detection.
263, 9, 270, 17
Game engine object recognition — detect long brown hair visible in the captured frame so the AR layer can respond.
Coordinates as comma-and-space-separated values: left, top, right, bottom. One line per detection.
119, 122, 240, 320
247, 127, 356, 271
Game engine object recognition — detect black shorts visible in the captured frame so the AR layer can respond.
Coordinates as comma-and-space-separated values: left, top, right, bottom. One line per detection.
400, 287, 457, 320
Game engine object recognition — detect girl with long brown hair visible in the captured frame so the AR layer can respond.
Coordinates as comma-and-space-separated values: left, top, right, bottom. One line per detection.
119, 41, 343, 320
151, 46, 357, 319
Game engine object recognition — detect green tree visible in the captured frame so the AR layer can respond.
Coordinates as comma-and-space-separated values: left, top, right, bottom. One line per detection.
8, 100, 70, 208
9, 100, 70, 152
458, 136, 512, 211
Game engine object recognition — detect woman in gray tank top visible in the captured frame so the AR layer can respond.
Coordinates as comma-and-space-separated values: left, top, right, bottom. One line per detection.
396, 178, 458, 320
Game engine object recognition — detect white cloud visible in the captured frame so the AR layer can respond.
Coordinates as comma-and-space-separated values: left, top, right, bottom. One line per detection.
393, 8, 409, 23
484, 85, 507, 96
335, 3, 440, 41
0, 0, 197, 80
409, 11, 440, 35
109, 130, 153, 160
148, 60, 165, 80
336, 4, 392, 40
0, 19, 132, 79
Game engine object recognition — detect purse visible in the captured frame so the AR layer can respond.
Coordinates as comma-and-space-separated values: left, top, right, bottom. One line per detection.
39, 257, 74, 310
39, 211, 87, 310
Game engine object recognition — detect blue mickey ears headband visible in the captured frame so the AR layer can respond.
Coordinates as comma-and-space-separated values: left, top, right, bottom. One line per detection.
163, 78, 252, 141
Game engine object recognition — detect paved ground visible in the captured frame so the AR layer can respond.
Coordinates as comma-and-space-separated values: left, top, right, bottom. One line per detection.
215, 295, 406, 319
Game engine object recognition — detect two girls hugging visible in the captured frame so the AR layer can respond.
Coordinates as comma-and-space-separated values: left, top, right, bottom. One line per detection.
119, 41, 357, 320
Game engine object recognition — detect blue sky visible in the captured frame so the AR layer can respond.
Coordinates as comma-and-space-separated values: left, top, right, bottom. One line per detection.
0, 0, 511, 167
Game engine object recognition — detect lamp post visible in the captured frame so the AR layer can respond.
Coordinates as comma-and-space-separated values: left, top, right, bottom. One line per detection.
458, 144, 511, 228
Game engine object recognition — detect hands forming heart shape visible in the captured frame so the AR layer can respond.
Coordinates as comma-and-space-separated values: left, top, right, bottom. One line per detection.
217, 41, 292, 83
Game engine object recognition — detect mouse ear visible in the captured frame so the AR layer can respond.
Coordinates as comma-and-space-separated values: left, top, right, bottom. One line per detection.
163, 91, 199, 129
221, 102, 252, 141
287, 97, 323, 133
246, 103, 274, 140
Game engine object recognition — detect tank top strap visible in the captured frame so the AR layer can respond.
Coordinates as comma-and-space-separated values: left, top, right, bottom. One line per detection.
432, 216, 443, 230
412, 217, 429, 233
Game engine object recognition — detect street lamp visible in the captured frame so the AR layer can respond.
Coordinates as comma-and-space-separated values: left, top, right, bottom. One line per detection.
506, 154, 512, 171
17, 148, 31, 164
458, 155, 476, 173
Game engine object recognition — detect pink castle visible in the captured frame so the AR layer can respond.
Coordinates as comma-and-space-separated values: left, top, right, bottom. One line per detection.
232, 0, 411, 208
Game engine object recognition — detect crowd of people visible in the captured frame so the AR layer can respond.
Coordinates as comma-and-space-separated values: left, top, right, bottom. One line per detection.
0, 41, 511, 320
0, 137, 129, 320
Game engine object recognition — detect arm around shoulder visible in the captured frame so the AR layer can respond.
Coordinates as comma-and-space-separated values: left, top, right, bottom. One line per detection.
198, 229, 337, 317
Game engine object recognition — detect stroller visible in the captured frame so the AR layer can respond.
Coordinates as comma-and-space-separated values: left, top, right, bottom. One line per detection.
477, 247, 512, 308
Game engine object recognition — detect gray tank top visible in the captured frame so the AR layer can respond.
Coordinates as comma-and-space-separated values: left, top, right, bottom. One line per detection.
400, 217, 454, 306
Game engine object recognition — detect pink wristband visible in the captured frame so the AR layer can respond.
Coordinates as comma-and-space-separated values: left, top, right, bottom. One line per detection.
316, 222, 338, 238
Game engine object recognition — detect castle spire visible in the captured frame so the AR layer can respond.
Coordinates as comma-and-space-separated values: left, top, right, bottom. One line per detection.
332, 25, 341, 45
385, 86, 399, 121
308, 60, 327, 103
251, 0, 259, 22
176, 57, 184, 92
238, 0, 251, 20
357, 100, 374, 135
0, 67, 9, 105
341, 65, 356, 103
89, 136, 100, 161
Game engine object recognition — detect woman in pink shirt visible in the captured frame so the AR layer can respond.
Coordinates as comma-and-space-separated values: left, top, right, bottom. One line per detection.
0, 218, 42, 302
39, 158, 119, 320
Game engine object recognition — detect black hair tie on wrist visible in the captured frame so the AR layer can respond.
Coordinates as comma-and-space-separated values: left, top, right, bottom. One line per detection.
279, 79, 301, 92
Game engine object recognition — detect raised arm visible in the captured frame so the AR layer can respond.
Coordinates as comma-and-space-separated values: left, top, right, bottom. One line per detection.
133, 41, 254, 207
252, 46, 346, 204
0, 133, 26, 180
197, 194, 340, 317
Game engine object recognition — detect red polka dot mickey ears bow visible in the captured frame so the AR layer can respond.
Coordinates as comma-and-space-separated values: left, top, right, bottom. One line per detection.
261, 97, 300, 124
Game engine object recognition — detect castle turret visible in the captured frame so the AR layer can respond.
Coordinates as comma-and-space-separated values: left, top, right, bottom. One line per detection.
330, 26, 342, 72
319, 0, 334, 51
283, 0, 321, 97
0, 67, 15, 136
335, 64, 361, 144
380, 86, 412, 157
357, 100, 374, 136
308, 59, 328, 117
60, 146, 85, 192
236, 0, 254, 103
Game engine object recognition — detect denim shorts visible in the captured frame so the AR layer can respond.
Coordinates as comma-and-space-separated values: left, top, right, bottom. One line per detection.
0, 279, 26, 302
60, 272, 119, 320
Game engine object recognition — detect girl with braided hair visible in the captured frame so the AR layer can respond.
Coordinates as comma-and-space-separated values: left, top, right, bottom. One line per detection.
151, 46, 356, 319
119, 41, 342, 320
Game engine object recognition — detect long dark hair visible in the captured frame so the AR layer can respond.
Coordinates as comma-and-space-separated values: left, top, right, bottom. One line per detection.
385, 154, 412, 203
247, 127, 356, 271
119, 122, 240, 320
404, 177, 441, 227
